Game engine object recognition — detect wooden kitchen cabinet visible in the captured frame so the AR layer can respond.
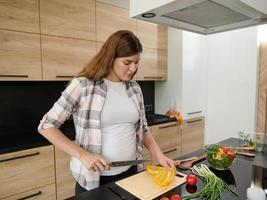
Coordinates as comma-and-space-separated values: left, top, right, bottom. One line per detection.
0, 30, 42, 80
3, 184, 56, 200
40, 0, 96, 40
136, 48, 158, 80
55, 148, 75, 200
0, 0, 39, 33
136, 20, 167, 50
181, 117, 204, 155
0, 146, 55, 199
96, 2, 136, 42
41, 35, 96, 80
150, 122, 181, 165
136, 48, 167, 81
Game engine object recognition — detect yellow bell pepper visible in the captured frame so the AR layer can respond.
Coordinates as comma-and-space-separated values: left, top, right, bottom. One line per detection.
146, 165, 175, 187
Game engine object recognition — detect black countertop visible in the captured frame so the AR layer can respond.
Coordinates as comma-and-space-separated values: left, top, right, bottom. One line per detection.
68, 138, 267, 200
146, 113, 177, 126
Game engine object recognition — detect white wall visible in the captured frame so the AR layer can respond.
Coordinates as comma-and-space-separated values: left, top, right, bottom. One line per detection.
155, 26, 259, 144
205, 27, 258, 144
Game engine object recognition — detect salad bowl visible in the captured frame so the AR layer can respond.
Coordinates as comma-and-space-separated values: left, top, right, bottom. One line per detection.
204, 144, 236, 170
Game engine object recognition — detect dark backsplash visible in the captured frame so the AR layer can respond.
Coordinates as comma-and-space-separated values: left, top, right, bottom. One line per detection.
0, 80, 155, 153
137, 81, 155, 115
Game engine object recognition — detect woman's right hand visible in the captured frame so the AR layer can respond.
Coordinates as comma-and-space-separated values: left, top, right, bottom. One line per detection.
79, 150, 110, 172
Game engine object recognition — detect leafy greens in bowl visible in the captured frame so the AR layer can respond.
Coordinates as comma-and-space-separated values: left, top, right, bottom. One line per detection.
204, 144, 236, 170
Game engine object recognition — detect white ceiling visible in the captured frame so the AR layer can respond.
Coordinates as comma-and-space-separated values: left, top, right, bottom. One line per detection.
96, 0, 129, 9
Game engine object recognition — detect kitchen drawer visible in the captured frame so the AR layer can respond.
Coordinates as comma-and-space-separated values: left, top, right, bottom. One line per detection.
55, 148, 75, 200
182, 117, 204, 155
0, 146, 55, 199
3, 183, 56, 200
151, 122, 181, 152
152, 146, 181, 165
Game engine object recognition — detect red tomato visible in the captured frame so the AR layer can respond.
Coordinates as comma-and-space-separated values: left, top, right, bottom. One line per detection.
170, 194, 182, 200
222, 147, 231, 154
226, 150, 235, 161
160, 197, 169, 200
186, 174, 198, 186
222, 147, 235, 161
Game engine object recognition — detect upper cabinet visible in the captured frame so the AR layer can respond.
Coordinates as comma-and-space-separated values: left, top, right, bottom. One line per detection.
136, 20, 168, 81
42, 35, 96, 80
181, 32, 206, 119
40, 0, 96, 40
0, 1, 168, 81
136, 20, 167, 50
0, 0, 39, 33
135, 47, 167, 81
96, 2, 136, 42
0, 30, 41, 80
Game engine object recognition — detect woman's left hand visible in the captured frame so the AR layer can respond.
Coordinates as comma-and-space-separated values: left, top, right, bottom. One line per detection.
156, 153, 176, 171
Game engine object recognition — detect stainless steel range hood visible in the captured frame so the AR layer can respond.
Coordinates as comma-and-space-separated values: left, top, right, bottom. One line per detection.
130, 0, 267, 34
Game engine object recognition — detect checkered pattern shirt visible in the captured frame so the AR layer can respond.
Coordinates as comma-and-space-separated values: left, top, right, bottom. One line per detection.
38, 77, 149, 190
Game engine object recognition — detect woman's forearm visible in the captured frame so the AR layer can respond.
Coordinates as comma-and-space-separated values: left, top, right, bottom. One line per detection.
143, 131, 176, 169
39, 127, 86, 159
143, 131, 163, 158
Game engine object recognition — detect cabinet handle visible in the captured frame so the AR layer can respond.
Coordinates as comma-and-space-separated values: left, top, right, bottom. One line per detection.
187, 119, 202, 123
187, 111, 202, 115
0, 74, 29, 77
0, 152, 39, 163
159, 124, 177, 129
144, 76, 163, 79
17, 191, 42, 200
56, 75, 74, 78
163, 148, 177, 154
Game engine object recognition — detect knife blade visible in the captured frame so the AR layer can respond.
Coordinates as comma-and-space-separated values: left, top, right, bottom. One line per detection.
110, 159, 150, 167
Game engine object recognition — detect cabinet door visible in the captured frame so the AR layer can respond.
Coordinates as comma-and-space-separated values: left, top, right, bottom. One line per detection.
150, 122, 181, 165
136, 21, 167, 50
55, 148, 75, 200
136, 48, 167, 81
182, 32, 206, 119
42, 35, 96, 80
136, 48, 158, 80
152, 147, 181, 165
0, 30, 41, 80
96, 2, 136, 42
0, 0, 39, 33
182, 117, 204, 155
40, 0, 96, 40
3, 184, 56, 200
136, 20, 158, 49
151, 122, 181, 154
0, 146, 55, 199
157, 49, 167, 80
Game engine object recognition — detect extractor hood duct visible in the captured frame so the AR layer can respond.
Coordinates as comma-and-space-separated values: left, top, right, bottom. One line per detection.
130, 0, 267, 34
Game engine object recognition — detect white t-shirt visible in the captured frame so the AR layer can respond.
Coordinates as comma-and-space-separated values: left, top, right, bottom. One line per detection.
100, 79, 139, 175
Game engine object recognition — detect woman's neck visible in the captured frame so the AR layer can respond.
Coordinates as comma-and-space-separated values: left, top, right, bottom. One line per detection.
106, 74, 121, 82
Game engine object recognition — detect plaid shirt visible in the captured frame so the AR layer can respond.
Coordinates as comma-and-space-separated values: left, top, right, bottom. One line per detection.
38, 77, 149, 190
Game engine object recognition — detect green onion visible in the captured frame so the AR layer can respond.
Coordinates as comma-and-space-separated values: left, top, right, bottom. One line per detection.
183, 164, 238, 200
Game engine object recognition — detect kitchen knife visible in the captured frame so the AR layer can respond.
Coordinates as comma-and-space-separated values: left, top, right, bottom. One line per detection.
110, 159, 150, 167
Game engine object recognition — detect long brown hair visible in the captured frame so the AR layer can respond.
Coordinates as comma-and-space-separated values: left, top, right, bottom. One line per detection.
77, 30, 142, 81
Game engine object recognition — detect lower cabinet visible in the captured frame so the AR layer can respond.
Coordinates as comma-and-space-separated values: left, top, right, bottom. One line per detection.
0, 119, 204, 199
144, 121, 182, 165
0, 146, 56, 199
54, 147, 76, 200
3, 184, 56, 200
181, 117, 205, 155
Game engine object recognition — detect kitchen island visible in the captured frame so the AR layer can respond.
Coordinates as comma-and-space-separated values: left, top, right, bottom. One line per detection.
67, 138, 267, 200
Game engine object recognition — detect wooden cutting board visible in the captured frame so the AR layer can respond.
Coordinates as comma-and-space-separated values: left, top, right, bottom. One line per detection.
116, 171, 186, 200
